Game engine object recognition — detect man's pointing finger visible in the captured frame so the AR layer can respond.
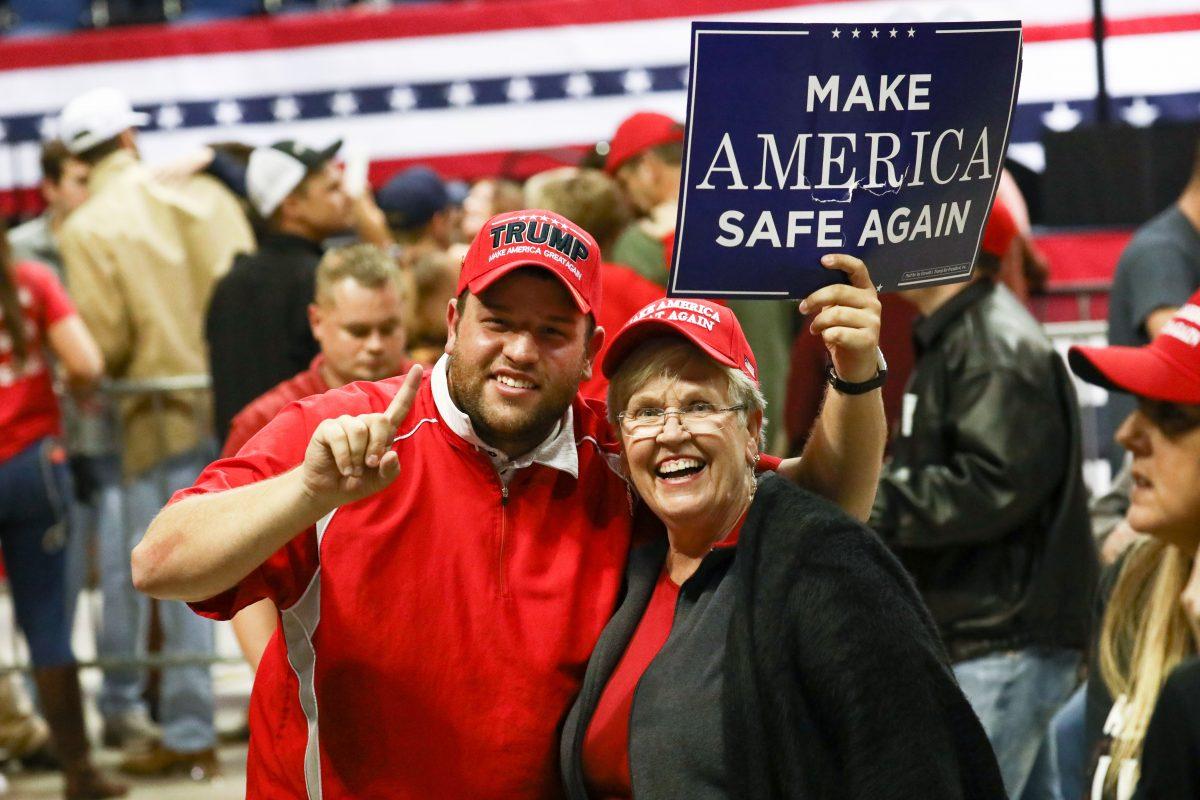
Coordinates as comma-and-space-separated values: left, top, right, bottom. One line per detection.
385, 364, 424, 428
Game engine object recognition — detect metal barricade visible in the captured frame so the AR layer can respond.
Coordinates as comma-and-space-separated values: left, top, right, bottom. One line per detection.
0, 374, 247, 676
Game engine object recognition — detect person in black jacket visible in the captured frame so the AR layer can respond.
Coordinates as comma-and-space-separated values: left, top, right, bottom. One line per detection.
869, 200, 1098, 800
561, 290, 1005, 800
205, 139, 353, 439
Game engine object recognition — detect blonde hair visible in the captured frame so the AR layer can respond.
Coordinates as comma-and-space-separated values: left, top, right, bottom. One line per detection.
606, 337, 767, 450
524, 167, 631, 253
314, 244, 405, 307
1099, 537, 1198, 793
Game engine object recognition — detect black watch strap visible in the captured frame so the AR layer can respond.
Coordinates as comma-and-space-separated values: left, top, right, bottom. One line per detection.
826, 363, 887, 395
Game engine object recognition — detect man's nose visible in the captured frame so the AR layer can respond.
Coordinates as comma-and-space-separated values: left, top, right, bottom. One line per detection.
502, 331, 538, 365
364, 330, 384, 353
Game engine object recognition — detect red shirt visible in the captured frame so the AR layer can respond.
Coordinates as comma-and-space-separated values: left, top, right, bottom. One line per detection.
582, 567, 679, 799
580, 263, 666, 403
580, 517, 744, 799
0, 261, 76, 462
178, 364, 633, 798
221, 355, 331, 458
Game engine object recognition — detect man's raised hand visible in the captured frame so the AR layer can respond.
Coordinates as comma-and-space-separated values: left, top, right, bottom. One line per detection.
300, 364, 423, 509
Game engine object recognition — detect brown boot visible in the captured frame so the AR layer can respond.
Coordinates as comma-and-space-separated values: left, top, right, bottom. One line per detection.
32, 664, 128, 800
119, 742, 220, 780
0, 673, 50, 759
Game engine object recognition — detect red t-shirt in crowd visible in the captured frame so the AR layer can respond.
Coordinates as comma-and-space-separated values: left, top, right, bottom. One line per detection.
221, 355, 415, 458
221, 356, 331, 458
580, 517, 744, 799
579, 263, 666, 403
0, 261, 76, 462
177, 366, 634, 799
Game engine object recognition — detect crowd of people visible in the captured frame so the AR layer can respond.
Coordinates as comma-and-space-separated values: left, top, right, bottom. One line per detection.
0, 80, 1198, 800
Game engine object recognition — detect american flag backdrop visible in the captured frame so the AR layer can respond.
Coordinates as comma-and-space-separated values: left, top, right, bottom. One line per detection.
0, 0, 1197, 215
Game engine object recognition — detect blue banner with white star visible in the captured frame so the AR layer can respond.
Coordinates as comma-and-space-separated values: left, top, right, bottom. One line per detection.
670, 20, 1022, 299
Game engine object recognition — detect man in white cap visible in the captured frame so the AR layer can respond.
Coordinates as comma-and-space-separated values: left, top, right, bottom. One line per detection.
205, 139, 352, 442
57, 86, 253, 778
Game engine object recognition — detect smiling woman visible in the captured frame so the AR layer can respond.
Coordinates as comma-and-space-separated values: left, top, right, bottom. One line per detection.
559, 296, 1006, 800
1068, 291, 1200, 799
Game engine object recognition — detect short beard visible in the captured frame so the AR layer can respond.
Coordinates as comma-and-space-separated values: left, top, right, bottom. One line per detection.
446, 354, 585, 457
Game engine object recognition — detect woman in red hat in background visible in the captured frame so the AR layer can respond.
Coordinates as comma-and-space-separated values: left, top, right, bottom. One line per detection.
1069, 294, 1200, 799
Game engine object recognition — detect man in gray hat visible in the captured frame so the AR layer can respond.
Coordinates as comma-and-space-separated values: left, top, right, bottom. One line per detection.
58, 85, 253, 778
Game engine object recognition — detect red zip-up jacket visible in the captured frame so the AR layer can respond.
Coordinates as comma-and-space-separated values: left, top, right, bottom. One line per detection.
177, 364, 634, 798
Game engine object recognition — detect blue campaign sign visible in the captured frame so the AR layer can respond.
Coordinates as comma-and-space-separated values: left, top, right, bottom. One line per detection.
669, 21, 1023, 299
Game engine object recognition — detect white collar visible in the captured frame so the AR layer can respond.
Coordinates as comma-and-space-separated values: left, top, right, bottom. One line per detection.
430, 354, 579, 481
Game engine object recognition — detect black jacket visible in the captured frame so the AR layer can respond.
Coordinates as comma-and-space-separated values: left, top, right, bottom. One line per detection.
1135, 657, 1200, 800
205, 232, 322, 441
561, 474, 1006, 800
870, 281, 1097, 661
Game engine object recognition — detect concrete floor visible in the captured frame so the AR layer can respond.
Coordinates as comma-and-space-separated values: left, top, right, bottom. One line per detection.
3, 743, 248, 799
1, 590, 253, 799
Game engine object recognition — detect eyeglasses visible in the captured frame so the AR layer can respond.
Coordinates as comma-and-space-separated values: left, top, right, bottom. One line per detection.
1137, 398, 1200, 438
617, 402, 746, 440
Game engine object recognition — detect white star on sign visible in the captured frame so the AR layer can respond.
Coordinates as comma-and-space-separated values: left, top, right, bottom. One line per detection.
876, 283, 884, 292
1041, 102, 1082, 132
213, 100, 242, 126
564, 73, 593, 98
851, 28, 860, 38
272, 96, 300, 121
447, 81, 475, 107
871, 28, 879, 38
156, 104, 183, 129
330, 91, 358, 117
831, 27, 841, 38
389, 86, 417, 111
1121, 97, 1160, 127
506, 77, 535, 103
889, 27, 898, 38
907, 27, 916, 37
623, 69, 653, 94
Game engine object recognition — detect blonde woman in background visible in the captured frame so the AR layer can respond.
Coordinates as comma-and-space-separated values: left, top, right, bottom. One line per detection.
1069, 290, 1200, 799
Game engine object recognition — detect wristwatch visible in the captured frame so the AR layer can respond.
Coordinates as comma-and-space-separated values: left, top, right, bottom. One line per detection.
827, 348, 888, 395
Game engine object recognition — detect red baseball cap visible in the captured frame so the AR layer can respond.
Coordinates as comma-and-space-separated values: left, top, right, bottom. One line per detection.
459, 209, 603, 315
981, 197, 1018, 258
1069, 290, 1200, 403
601, 297, 758, 385
604, 112, 685, 175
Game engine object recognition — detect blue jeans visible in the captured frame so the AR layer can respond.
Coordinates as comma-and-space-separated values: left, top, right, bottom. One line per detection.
97, 444, 216, 753
1039, 683, 1088, 800
0, 438, 75, 667
954, 647, 1081, 800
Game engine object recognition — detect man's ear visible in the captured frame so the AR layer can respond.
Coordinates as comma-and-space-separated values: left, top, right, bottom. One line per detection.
307, 303, 322, 339
581, 324, 606, 380
444, 296, 461, 356
40, 178, 58, 206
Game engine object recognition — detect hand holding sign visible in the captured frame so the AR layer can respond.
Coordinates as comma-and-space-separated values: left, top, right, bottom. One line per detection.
800, 255, 881, 383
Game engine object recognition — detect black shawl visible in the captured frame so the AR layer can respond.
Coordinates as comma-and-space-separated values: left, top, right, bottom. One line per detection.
561, 474, 1006, 800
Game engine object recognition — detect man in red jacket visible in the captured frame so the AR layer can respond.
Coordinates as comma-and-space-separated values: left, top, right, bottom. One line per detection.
220, 243, 412, 672
132, 209, 885, 798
